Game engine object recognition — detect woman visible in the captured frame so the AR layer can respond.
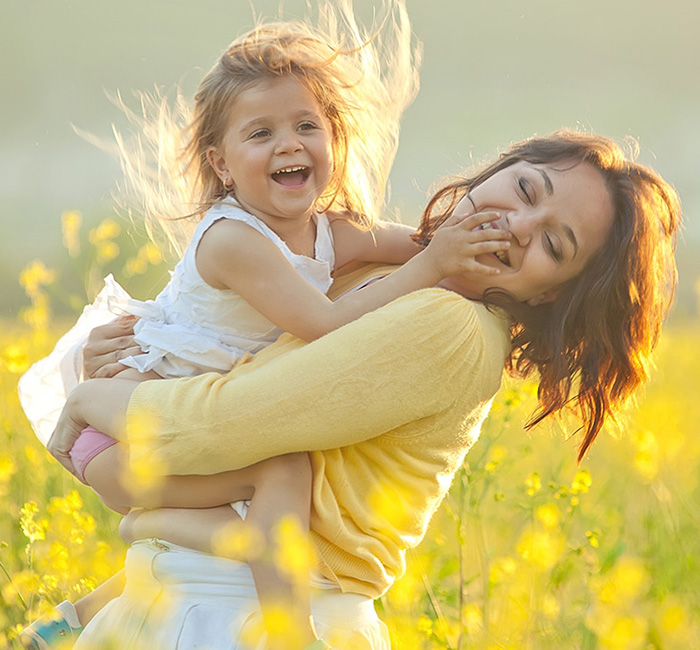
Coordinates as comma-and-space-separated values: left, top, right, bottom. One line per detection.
47, 130, 679, 649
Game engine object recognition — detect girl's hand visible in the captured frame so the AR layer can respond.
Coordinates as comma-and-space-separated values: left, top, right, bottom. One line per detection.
422, 211, 510, 279
83, 316, 142, 379
47, 388, 90, 482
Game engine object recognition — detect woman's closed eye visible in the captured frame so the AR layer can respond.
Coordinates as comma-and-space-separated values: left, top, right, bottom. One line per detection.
518, 176, 534, 205
544, 232, 563, 262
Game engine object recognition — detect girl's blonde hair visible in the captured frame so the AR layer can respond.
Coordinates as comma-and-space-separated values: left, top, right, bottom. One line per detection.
113, 0, 420, 255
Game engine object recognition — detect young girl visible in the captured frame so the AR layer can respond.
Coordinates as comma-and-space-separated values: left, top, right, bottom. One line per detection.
19, 3, 510, 649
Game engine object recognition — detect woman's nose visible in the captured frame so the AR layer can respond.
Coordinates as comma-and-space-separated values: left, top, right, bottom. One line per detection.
507, 210, 539, 247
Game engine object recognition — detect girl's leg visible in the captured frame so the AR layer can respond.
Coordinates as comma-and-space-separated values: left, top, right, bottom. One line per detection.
118, 454, 317, 649
73, 570, 126, 626
245, 453, 316, 649
83, 446, 284, 511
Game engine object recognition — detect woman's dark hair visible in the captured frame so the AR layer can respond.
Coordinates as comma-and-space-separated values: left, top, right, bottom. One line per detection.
413, 130, 681, 460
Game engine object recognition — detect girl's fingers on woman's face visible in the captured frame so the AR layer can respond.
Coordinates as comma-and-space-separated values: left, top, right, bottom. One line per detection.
459, 211, 501, 229
440, 210, 501, 231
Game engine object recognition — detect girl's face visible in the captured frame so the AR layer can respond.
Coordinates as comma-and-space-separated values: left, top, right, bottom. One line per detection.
440, 160, 614, 304
207, 75, 334, 228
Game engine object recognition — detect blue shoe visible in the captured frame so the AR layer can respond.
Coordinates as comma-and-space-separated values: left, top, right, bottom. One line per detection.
20, 602, 83, 649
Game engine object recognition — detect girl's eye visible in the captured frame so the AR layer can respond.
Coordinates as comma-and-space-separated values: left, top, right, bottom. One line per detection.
545, 233, 563, 262
250, 129, 271, 139
518, 177, 534, 205
298, 121, 317, 132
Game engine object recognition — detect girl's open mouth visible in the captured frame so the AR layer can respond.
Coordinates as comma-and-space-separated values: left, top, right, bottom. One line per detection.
271, 165, 310, 187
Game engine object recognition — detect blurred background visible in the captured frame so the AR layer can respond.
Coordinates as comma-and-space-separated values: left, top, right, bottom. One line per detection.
2, 0, 699, 316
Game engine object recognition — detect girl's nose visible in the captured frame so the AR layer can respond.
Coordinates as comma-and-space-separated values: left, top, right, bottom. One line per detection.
275, 131, 304, 154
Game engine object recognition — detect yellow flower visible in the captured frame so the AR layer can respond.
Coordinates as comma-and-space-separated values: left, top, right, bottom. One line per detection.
571, 469, 592, 494
536, 504, 560, 529
61, 210, 82, 257
462, 603, 484, 632
124, 257, 148, 277
516, 526, 565, 570
632, 430, 659, 481
656, 596, 699, 646
489, 556, 518, 585
25, 445, 41, 465
1, 344, 30, 374
367, 480, 411, 530
502, 387, 523, 407
386, 563, 422, 608
416, 614, 433, 635
586, 530, 600, 548
211, 520, 264, 562
19, 260, 56, 299
141, 241, 163, 265
525, 472, 542, 496
89, 218, 121, 244
272, 514, 312, 582
96, 241, 120, 265
48, 541, 70, 576
591, 556, 649, 607
541, 594, 560, 619
124, 409, 167, 497
0, 456, 16, 483
19, 502, 45, 542
485, 444, 508, 474
598, 615, 648, 650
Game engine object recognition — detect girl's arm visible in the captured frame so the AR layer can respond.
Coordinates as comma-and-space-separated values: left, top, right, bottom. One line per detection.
196, 211, 509, 342
330, 218, 422, 267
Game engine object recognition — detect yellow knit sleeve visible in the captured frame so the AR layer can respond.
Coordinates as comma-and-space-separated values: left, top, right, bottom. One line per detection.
127, 288, 492, 476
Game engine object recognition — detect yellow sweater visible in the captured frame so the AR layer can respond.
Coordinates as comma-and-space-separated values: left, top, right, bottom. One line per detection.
127, 265, 511, 598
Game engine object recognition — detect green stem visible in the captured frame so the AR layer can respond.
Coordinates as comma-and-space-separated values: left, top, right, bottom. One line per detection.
0, 556, 28, 610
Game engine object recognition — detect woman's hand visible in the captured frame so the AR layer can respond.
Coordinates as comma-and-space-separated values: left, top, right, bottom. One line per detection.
47, 378, 138, 481
47, 386, 91, 482
422, 211, 510, 278
83, 315, 143, 379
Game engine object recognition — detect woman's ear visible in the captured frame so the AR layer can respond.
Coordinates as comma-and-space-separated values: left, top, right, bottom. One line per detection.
527, 287, 560, 307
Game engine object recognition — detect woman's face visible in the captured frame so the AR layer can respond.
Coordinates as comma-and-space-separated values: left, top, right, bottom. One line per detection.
440, 160, 614, 304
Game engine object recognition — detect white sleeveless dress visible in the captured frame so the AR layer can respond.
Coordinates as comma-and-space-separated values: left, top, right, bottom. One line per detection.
18, 199, 335, 444
114, 199, 336, 378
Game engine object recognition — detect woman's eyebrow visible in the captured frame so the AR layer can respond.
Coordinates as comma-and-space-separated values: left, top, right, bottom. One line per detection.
563, 224, 579, 258
536, 168, 554, 195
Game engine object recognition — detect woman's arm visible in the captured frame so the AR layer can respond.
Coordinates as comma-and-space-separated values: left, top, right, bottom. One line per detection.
48, 282, 490, 479
124, 286, 486, 476
197, 212, 508, 342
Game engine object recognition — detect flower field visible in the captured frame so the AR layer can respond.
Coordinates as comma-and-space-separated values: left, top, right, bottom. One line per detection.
0, 216, 698, 649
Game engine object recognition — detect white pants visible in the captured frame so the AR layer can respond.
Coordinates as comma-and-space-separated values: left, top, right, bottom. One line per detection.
74, 539, 390, 650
